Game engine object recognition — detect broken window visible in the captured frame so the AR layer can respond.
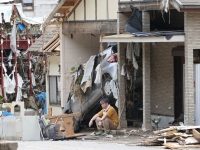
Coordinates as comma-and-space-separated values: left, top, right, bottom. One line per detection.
49, 76, 61, 106
22, 0, 34, 11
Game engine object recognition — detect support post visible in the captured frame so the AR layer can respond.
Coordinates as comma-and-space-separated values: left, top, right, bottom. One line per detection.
183, 12, 199, 125
142, 11, 152, 130
117, 11, 129, 128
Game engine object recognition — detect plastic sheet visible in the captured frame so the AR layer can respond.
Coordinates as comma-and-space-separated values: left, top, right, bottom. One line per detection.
15, 3, 44, 24
100, 47, 118, 81
94, 64, 102, 84
35, 92, 47, 114
3, 63, 16, 94
16, 73, 24, 102
109, 80, 119, 100
0, 4, 12, 23
2, 111, 14, 116
121, 64, 126, 76
32, 73, 36, 86
81, 56, 95, 93
0, 0, 13, 3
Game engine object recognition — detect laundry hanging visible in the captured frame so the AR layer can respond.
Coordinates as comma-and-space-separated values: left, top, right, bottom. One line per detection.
16, 73, 24, 102
3, 63, 16, 94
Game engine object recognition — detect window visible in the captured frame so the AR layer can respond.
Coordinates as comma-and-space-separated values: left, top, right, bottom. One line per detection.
22, 0, 34, 11
49, 76, 61, 105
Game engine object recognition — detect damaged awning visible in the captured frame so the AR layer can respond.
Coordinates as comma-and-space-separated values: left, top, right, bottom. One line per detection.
171, 0, 200, 12
100, 33, 185, 43
27, 25, 60, 53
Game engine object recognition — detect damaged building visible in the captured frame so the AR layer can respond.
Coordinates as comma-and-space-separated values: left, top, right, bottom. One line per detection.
0, 0, 60, 140
29, 0, 200, 132
1, 0, 200, 141
101, 0, 200, 130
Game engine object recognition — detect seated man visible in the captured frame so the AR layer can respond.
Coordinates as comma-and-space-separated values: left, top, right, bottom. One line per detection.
89, 98, 119, 135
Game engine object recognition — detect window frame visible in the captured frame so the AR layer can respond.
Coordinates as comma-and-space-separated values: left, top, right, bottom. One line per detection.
49, 76, 61, 106
22, 0, 34, 11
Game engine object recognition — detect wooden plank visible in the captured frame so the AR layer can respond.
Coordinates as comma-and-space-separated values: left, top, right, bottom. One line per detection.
177, 126, 200, 130
193, 129, 200, 141
119, 1, 175, 12
43, 0, 66, 27
62, 21, 117, 34
63, 1, 75, 6
153, 127, 178, 135
45, 113, 80, 137
43, 38, 59, 52
66, 0, 83, 20
48, 107, 52, 115
164, 143, 200, 149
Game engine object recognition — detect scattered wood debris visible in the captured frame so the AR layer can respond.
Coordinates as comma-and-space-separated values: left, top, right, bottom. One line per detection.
138, 126, 200, 149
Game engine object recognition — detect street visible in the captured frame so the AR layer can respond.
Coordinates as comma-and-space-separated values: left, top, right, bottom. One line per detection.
17, 141, 163, 150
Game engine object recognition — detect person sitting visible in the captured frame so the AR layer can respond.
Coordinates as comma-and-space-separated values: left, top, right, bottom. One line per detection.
89, 98, 119, 135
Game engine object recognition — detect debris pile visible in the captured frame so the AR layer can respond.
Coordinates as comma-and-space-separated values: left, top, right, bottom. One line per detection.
140, 126, 200, 149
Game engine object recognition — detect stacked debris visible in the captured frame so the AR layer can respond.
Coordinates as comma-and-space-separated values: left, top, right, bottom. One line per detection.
140, 125, 200, 149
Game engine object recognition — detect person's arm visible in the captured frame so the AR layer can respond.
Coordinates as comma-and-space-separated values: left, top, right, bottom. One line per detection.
99, 114, 107, 121
91, 114, 99, 122
89, 114, 99, 127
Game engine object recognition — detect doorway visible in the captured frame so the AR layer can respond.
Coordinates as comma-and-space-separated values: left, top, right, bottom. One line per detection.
174, 56, 184, 120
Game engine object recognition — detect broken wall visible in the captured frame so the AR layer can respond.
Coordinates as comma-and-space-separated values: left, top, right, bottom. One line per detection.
61, 34, 100, 107
151, 42, 184, 116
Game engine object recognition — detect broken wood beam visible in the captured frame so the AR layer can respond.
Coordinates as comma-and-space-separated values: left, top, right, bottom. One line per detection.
153, 127, 178, 135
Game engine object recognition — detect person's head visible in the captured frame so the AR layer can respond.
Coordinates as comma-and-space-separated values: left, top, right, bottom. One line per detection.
100, 98, 109, 109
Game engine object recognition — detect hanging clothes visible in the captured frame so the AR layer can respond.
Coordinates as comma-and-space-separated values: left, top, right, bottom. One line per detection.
3, 63, 16, 94
126, 43, 133, 61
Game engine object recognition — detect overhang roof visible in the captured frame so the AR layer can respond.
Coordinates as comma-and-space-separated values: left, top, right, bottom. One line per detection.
100, 34, 185, 43
176, 0, 200, 6
43, 0, 82, 27
173, 0, 200, 11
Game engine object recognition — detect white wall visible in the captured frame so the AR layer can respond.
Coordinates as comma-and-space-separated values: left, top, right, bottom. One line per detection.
61, 34, 100, 106
69, 0, 118, 21
24, 0, 58, 17
47, 56, 60, 76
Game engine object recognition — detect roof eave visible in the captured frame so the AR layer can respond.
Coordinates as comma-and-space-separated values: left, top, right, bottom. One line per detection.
43, 0, 66, 28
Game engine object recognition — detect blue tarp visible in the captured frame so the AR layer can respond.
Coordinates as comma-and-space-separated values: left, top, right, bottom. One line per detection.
35, 92, 47, 115
2, 111, 15, 116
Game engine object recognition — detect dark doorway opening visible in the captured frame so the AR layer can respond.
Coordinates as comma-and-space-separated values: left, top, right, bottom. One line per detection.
174, 56, 184, 120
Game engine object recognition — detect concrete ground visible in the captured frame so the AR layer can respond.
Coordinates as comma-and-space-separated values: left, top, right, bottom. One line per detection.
17, 141, 163, 150
17, 128, 164, 150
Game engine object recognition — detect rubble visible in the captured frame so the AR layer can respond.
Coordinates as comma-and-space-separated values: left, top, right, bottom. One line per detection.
139, 125, 200, 149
